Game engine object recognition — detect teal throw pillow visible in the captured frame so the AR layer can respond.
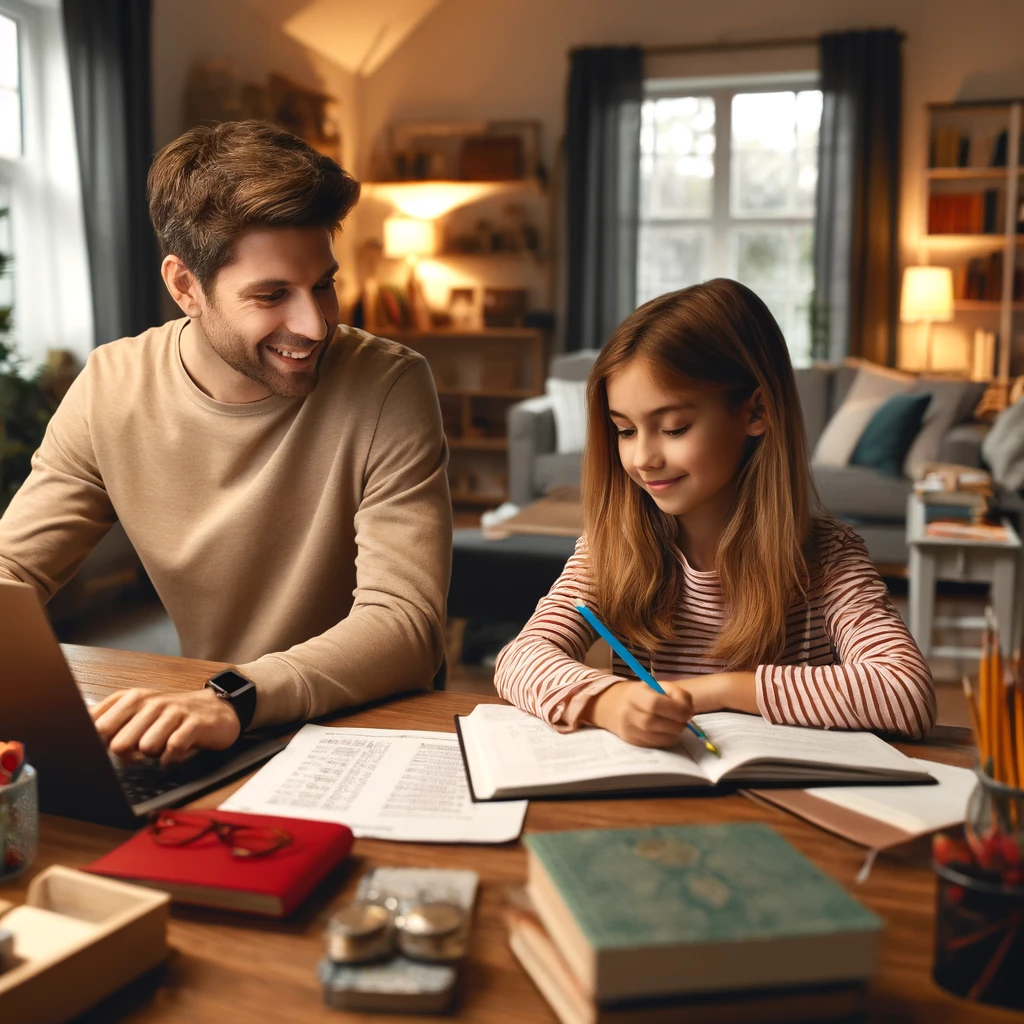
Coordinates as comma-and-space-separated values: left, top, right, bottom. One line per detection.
850, 393, 932, 478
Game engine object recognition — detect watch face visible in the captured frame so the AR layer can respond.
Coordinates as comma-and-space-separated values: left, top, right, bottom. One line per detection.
209, 670, 253, 696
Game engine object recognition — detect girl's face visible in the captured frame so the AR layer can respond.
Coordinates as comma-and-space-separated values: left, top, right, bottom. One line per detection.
605, 358, 765, 522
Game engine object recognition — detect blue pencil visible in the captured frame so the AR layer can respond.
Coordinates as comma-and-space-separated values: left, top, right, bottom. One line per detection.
576, 603, 720, 756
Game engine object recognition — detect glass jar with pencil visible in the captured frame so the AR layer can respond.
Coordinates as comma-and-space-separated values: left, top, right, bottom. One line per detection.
932, 608, 1023, 1009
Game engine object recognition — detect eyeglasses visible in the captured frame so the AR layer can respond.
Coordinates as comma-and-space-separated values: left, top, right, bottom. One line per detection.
148, 811, 291, 858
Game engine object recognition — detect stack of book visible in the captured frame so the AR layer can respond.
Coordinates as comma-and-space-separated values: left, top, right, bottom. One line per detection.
914, 465, 1010, 543
928, 191, 1002, 235
507, 823, 882, 1024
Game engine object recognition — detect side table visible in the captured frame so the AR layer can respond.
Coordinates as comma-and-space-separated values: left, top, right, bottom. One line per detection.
906, 494, 1022, 658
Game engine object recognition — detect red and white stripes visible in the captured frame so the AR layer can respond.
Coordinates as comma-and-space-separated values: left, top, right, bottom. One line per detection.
493, 517, 936, 738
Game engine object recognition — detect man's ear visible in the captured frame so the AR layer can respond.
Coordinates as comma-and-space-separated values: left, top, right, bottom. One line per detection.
746, 387, 768, 438
161, 255, 205, 319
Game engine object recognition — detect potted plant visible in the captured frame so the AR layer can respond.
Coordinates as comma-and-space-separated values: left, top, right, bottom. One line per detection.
0, 207, 66, 511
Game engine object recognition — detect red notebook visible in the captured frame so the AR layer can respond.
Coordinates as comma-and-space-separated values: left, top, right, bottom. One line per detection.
85, 811, 353, 917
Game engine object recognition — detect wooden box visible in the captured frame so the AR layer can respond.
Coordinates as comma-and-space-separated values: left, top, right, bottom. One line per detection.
0, 866, 169, 1024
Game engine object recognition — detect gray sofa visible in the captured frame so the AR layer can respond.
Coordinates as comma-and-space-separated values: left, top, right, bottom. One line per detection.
507, 354, 989, 565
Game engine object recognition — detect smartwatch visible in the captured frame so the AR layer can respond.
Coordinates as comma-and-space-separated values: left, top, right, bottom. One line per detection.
204, 669, 257, 733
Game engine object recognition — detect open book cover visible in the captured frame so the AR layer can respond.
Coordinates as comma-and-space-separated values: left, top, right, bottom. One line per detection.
454, 706, 933, 801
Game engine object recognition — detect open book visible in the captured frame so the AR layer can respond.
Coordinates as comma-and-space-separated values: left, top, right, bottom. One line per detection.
455, 705, 933, 801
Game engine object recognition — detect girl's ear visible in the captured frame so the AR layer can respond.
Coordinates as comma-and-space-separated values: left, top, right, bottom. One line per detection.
746, 387, 768, 438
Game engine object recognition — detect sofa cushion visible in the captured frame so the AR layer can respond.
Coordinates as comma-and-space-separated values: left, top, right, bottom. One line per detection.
813, 464, 912, 521
535, 452, 583, 496
812, 363, 914, 467
546, 377, 588, 454
903, 377, 986, 479
794, 366, 833, 451
982, 396, 1024, 491
850, 393, 932, 477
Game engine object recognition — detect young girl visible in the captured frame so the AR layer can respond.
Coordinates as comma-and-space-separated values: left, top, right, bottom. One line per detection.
494, 279, 935, 745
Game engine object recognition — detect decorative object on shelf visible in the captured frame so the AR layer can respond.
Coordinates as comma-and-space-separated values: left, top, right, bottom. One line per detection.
448, 288, 480, 331
901, 266, 954, 371
483, 287, 527, 328
183, 61, 343, 161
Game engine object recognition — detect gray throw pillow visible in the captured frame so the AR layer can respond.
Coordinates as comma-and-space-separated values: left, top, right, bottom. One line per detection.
982, 397, 1024, 491
903, 377, 986, 480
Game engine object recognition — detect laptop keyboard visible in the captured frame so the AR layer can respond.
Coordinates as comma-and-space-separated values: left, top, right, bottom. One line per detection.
116, 763, 181, 806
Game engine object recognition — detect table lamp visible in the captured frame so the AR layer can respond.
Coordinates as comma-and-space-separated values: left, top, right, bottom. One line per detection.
384, 216, 436, 329
900, 266, 954, 371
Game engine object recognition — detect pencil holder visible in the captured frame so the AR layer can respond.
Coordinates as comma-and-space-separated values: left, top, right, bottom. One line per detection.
0, 765, 38, 883
965, 770, 1024, 878
933, 860, 1024, 1009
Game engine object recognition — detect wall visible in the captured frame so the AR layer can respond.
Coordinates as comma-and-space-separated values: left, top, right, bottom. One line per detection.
359, 0, 1024, 364
150, 0, 362, 311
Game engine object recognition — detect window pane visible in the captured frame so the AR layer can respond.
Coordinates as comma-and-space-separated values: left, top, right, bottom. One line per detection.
733, 226, 814, 365
636, 224, 708, 305
0, 15, 17, 91
0, 13, 20, 159
640, 96, 715, 219
731, 90, 821, 218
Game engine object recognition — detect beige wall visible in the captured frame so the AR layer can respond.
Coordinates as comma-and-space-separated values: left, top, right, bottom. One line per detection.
150, 0, 361, 310
359, 0, 1024, 364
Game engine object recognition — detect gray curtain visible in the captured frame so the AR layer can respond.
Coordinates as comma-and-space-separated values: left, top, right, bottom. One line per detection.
63, 0, 161, 345
812, 30, 902, 365
565, 47, 643, 352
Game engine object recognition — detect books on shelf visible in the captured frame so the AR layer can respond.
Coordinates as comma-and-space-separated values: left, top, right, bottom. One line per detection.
929, 126, 969, 168
520, 824, 881, 1006
747, 758, 976, 851
455, 705, 933, 801
928, 191, 1002, 234
953, 251, 1024, 301
924, 520, 1012, 543
506, 890, 868, 1024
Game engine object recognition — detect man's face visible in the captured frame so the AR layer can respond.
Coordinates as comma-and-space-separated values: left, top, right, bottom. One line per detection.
198, 226, 340, 399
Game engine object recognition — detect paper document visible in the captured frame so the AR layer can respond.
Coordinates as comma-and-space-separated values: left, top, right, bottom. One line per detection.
804, 758, 976, 835
220, 725, 527, 843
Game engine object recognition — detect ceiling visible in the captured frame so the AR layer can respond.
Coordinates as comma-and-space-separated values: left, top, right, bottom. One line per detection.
240, 0, 442, 76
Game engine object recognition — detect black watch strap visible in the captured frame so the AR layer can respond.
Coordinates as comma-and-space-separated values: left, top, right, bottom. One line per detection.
204, 669, 257, 733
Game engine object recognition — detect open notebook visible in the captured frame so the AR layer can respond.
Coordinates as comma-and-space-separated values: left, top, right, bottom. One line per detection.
454, 706, 933, 801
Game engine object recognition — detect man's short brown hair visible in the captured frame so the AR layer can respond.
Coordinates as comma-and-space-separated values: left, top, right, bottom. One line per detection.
148, 120, 360, 291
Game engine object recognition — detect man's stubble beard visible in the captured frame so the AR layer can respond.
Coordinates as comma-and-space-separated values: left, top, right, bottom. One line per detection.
203, 308, 331, 399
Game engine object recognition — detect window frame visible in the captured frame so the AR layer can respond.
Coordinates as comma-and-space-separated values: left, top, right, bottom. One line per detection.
638, 71, 821, 363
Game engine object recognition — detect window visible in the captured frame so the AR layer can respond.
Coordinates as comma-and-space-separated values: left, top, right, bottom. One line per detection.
637, 76, 822, 365
0, 11, 19, 159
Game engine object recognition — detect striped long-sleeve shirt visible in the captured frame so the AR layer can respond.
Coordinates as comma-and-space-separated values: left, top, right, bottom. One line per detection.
493, 516, 936, 739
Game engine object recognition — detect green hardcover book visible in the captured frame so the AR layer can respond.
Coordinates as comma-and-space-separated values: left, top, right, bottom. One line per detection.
523, 823, 882, 1004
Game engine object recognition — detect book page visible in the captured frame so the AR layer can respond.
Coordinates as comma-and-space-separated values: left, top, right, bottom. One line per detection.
682, 712, 925, 785
220, 724, 527, 843
801, 758, 976, 835
459, 705, 707, 798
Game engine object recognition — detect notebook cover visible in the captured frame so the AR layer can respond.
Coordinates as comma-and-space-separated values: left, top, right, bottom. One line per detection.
524, 823, 881, 952
85, 811, 352, 917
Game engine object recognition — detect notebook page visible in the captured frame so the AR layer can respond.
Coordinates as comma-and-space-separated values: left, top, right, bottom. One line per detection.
681, 712, 923, 785
460, 704, 708, 798
220, 724, 526, 843
801, 759, 976, 834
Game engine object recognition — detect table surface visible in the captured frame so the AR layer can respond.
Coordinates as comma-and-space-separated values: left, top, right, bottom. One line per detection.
4, 644, 1018, 1023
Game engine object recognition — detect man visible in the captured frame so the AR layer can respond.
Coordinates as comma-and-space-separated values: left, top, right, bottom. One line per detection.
0, 121, 452, 762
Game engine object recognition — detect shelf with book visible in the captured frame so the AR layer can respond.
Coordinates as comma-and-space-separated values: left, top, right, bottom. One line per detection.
922, 99, 1024, 386
378, 327, 546, 509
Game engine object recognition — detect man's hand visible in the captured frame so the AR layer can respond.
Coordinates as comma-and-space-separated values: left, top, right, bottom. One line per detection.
583, 681, 694, 747
91, 687, 241, 765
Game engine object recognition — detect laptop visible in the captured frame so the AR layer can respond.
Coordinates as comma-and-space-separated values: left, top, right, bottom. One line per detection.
1, 579, 291, 829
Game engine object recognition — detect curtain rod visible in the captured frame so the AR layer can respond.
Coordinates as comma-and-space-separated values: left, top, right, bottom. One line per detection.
644, 32, 905, 57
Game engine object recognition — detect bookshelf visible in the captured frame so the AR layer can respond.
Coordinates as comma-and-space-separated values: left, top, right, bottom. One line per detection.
922, 100, 1023, 388
379, 328, 546, 509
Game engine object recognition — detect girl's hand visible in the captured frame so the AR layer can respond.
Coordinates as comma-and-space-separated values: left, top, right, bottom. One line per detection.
584, 681, 694, 748
659, 672, 758, 715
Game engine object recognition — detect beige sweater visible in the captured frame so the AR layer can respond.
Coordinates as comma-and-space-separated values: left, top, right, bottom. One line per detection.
0, 319, 452, 727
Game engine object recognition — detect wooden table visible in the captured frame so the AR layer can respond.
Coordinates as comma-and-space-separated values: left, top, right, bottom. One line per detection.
5, 645, 1018, 1023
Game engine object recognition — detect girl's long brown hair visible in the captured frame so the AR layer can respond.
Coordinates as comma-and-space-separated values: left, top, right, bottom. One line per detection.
582, 278, 818, 668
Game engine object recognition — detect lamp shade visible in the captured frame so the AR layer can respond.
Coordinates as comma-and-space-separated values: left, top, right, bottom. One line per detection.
900, 266, 954, 323
383, 217, 436, 259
